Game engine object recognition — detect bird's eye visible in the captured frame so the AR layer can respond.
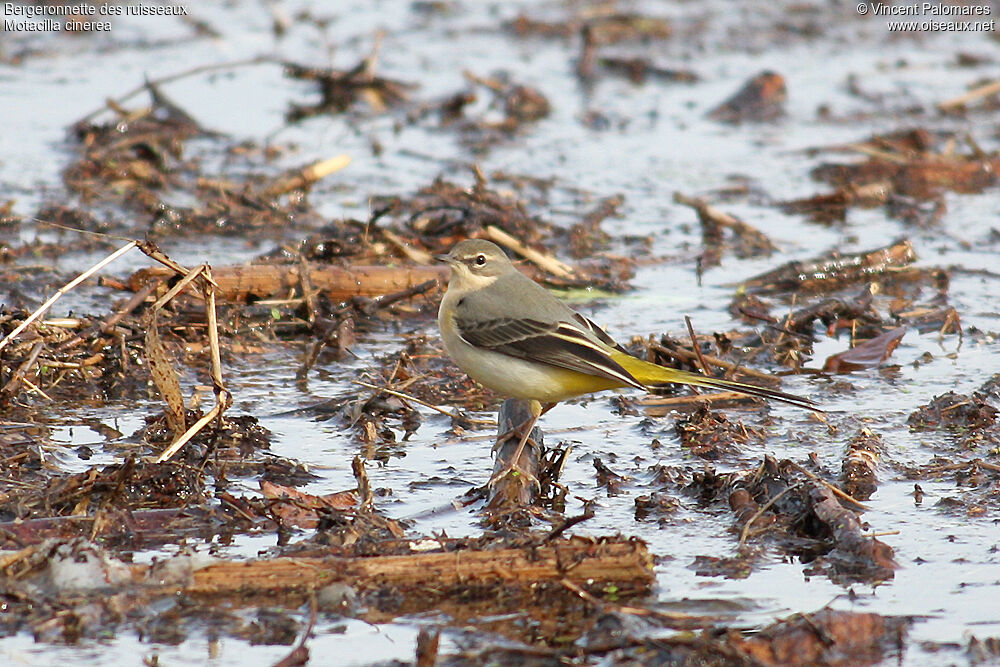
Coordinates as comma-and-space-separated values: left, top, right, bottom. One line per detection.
474, 254, 487, 266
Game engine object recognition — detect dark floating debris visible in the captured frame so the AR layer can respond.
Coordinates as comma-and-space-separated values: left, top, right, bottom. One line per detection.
741, 239, 917, 294
786, 129, 1000, 225
675, 404, 764, 460
908, 391, 997, 431
675, 191, 777, 269
823, 326, 906, 373
691, 455, 896, 583
284, 38, 415, 120
708, 71, 787, 123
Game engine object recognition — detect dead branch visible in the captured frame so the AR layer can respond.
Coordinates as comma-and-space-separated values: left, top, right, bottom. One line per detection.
132, 537, 654, 596
0, 241, 138, 354
126, 263, 448, 302
484, 225, 575, 278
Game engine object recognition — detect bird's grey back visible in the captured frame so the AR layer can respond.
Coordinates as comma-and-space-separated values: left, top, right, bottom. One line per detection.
459, 270, 578, 324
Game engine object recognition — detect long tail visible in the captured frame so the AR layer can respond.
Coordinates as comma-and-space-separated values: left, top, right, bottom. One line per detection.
613, 352, 821, 412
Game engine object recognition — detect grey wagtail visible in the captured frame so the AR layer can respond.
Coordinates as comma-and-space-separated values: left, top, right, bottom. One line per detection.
436, 239, 819, 484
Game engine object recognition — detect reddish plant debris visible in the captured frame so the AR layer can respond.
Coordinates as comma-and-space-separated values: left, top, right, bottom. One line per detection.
504, 13, 579, 39
726, 608, 910, 667
782, 286, 882, 339
364, 173, 632, 290
903, 375, 1000, 514
907, 456, 1000, 517
566, 194, 621, 259
786, 129, 1000, 225
137, 412, 271, 462
593, 457, 627, 496
823, 326, 906, 373
708, 71, 787, 123
261, 481, 360, 530
584, 13, 673, 44
814, 130, 999, 199
412, 73, 552, 152
690, 553, 752, 579
2, 456, 205, 520
633, 491, 681, 524
61, 87, 328, 241
0, 507, 226, 552
540, 607, 910, 665
892, 302, 960, 335
804, 482, 897, 581
729, 242, 958, 374
594, 56, 698, 85
577, 17, 690, 85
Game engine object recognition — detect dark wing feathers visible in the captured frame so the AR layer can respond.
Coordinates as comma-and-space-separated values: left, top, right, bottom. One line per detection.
455, 317, 548, 348
573, 313, 629, 353
455, 316, 644, 390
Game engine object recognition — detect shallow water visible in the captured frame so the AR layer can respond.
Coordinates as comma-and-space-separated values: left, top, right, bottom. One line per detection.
4, 0, 1000, 664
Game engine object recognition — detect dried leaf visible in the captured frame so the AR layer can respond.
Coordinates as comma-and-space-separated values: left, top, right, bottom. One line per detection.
823, 327, 906, 373
143, 310, 186, 436
261, 480, 359, 528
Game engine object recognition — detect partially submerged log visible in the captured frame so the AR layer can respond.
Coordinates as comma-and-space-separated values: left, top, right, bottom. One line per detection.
126, 263, 448, 302
126, 536, 654, 597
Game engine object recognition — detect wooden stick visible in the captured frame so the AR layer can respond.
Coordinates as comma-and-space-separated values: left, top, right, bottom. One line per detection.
786, 461, 869, 511
126, 263, 448, 302
352, 380, 469, 422
939, 79, 1000, 111
684, 316, 710, 379
154, 399, 225, 463
639, 390, 766, 410
129, 538, 654, 595
484, 226, 575, 278
381, 229, 434, 264
56, 279, 160, 352
648, 342, 774, 381
0, 241, 138, 353
264, 155, 351, 197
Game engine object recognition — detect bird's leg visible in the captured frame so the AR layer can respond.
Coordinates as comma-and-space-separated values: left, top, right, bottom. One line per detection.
506, 400, 542, 473
538, 402, 557, 417
489, 400, 549, 489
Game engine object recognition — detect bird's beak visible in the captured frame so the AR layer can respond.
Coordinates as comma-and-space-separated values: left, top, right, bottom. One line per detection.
435, 253, 456, 265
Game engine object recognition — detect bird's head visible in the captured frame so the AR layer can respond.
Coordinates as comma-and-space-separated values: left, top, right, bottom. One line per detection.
435, 239, 514, 285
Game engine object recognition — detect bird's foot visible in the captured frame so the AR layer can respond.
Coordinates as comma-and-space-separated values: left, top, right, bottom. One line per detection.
487, 462, 541, 492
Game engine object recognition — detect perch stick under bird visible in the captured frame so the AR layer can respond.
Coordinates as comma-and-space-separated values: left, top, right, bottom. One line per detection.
436, 239, 821, 487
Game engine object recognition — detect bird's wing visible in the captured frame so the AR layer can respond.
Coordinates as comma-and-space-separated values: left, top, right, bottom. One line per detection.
455, 315, 645, 390
571, 312, 630, 353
